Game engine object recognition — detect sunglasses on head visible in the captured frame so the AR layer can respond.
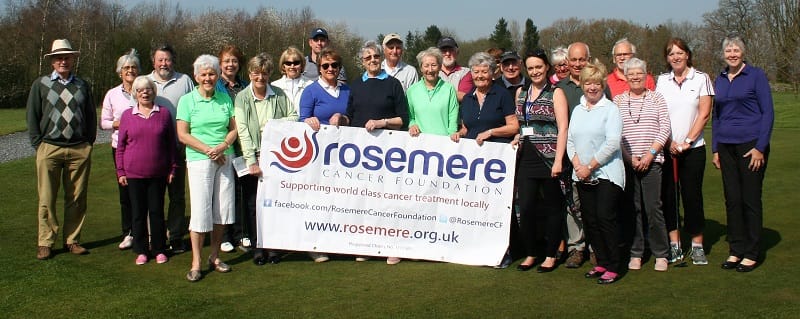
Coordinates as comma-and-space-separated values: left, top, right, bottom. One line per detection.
283, 60, 301, 66
320, 62, 340, 70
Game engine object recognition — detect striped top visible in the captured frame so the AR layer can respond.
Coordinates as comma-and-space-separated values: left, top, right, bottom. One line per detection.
614, 89, 671, 163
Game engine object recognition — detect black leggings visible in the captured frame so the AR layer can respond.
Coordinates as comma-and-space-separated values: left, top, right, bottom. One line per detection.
516, 176, 565, 258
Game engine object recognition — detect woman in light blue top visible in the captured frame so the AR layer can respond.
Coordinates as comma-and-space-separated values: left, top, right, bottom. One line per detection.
566, 60, 624, 284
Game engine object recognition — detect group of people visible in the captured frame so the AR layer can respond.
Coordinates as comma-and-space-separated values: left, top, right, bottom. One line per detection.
27, 28, 773, 284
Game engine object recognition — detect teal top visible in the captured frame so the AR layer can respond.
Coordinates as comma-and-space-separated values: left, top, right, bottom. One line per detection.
406, 78, 459, 136
176, 88, 234, 161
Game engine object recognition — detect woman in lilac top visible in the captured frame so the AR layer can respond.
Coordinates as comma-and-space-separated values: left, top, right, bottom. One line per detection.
100, 49, 139, 251
115, 76, 176, 266
712, 35, 774, 272
299, 47, 350, 131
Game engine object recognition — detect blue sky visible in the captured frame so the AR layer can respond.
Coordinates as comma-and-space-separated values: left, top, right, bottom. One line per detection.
125, 0, 720, 41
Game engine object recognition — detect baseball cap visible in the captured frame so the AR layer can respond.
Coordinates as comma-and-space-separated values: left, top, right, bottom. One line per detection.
382, 33, 403, 46
309, 28, 329, 39
500, 51, 521, 62
437, 37, 458, 49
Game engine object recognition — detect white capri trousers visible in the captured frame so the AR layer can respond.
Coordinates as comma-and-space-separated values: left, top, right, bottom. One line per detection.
187, 155, 235, 232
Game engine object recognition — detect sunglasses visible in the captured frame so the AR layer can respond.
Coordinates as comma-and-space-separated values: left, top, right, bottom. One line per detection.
283, 60, 301, 66
320, 62, 340, 70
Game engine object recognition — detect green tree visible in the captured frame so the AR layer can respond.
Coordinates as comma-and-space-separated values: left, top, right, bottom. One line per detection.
489, 17, 513, 50
522, 18, 540, 53
422, 25, 442, 48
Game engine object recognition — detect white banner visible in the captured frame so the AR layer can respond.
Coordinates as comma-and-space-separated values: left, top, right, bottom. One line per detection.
256, 121, 516, 266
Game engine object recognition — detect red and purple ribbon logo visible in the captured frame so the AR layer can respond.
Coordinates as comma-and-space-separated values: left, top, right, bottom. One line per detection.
270, 131, 319, 172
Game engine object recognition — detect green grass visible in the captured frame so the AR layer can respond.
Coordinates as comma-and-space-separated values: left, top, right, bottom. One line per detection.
1, 95, 799, 318
0, 108, 27, 135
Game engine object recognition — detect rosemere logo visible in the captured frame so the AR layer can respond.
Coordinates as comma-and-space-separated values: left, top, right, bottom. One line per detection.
270, 131, 319, 173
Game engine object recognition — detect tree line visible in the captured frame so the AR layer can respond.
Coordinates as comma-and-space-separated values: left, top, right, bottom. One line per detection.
0, 0, 796, 109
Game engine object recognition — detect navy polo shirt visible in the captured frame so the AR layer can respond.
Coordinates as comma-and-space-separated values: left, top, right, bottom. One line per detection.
460, 83, 515, 143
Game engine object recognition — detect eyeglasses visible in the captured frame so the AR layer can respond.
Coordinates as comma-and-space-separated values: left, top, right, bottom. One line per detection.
136, 87, 153, 93
320, 62, 340, 70
249, 72, 269, 78
614, 52, 633, 58
283, 60, 301, 66
362, 54, 381, 61
121, 65, 137, 71
626, 72, 646, 78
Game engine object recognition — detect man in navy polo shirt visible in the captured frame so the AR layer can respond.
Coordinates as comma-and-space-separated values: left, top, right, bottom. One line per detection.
303, 27, 347, 83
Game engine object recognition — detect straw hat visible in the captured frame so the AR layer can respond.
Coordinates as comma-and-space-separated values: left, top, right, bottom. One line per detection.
44, 39, 80, 57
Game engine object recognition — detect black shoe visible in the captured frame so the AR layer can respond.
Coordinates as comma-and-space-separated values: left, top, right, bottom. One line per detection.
170, 240, 186, 255
584, 269, 605, 278
597, 276, 619, 284
537, 265, 556, 273
494, 252, 513, 269
253, 252, 267, 266
721, 260, 740, 270
736, 263, 757, 272
268, 255, 281, 264
516, 263, 534, 271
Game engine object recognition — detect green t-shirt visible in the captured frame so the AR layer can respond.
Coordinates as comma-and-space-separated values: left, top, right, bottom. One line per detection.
406, 79, 459, 136
176, 88, 234, 161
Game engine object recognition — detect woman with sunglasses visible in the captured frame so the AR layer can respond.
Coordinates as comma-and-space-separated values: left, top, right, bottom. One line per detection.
341, 41, 408, 131
299, 47, 350, 132
340, 41, 409, 264
273, 46, 312, 110
613, 58, 671, 272
549, 46, 569, 85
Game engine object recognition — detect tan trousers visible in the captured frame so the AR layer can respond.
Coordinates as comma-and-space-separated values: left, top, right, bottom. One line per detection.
36, 142, 92, 246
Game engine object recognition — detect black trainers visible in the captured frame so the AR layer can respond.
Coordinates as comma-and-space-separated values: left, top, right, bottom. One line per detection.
171, 239, 187, 255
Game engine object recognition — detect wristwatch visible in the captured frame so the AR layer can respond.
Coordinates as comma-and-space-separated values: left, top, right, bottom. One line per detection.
684, 137, 694, 144
649, 148, 657, 155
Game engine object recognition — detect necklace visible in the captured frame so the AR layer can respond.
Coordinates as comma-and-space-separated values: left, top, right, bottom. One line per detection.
627, 91, 647, 124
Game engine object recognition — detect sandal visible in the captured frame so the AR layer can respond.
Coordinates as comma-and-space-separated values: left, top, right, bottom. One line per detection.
186, 270, 202, 282
208, 258, 231, 273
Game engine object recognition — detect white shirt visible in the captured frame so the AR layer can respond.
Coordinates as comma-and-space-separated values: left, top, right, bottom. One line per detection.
655, 67, 715, 148
272, 75, 312, 109
381, 60, 418, 92
317, 78, 341, 98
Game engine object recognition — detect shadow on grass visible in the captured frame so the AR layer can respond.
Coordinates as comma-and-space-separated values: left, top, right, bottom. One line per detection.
702, 218, 781, 263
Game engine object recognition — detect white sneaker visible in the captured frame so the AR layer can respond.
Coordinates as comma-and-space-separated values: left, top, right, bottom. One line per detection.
386, 257, 402, 265
240, 237, 251, 248
654, 258, 669, 272
355, 256, 370, 262
309, 252, 329, 263
220, 241, 235, 253
118, 235, 133, 250
628, 257, 642, 270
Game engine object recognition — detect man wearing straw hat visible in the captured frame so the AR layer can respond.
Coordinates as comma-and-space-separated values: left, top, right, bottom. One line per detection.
27, 38, 96, 260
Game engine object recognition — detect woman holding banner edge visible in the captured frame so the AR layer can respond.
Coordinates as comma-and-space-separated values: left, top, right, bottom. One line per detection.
340, 40, 408, 264
452, 51, 519, 268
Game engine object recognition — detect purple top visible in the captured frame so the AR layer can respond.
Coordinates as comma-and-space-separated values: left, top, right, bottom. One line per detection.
712, 64, 774, 152
298, 81, 350, 124
115, 105, 177, 179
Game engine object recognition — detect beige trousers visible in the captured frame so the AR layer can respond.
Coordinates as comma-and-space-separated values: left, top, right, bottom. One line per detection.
36, 142, 92, 246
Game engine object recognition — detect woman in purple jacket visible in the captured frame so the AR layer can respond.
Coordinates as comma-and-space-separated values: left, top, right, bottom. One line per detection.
116, 76, 177, 265
712, 35, 774, 272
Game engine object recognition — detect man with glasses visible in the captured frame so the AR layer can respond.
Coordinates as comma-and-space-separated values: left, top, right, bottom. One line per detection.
146, 43, 194, 254
303, 28, 347, 83
29, 39, 96, 260
607, 38, 655, 99
381, 33, 417, 92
